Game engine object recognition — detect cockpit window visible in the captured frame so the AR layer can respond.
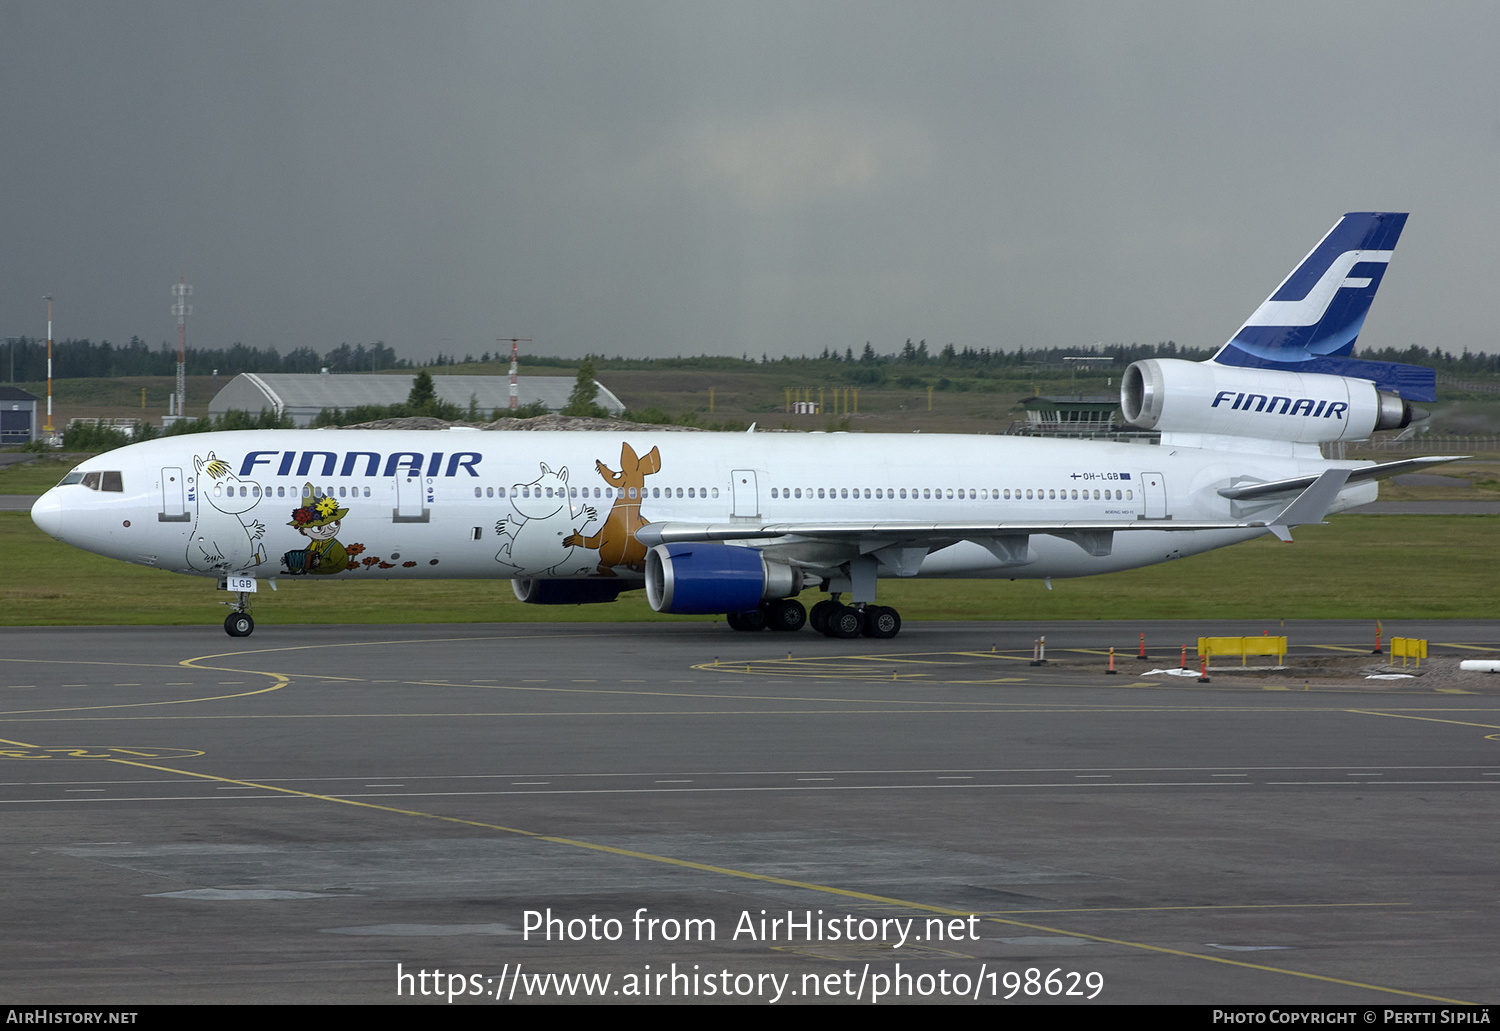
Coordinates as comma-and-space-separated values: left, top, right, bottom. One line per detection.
71, 471, 124, 492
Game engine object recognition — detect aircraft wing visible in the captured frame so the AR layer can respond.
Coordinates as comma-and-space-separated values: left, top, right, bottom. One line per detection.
638, 470, 1352, 559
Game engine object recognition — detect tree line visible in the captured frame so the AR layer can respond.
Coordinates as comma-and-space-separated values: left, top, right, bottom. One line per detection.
1, 338, 407, 381
5, 336, 1498, 385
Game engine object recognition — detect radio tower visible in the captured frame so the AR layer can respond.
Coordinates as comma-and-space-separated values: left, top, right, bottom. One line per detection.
171, 278, 192, 418
499, 337, 531, 410
42, 295, 54, 435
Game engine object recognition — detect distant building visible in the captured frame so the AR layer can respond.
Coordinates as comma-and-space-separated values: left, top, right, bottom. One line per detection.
0, 386, 40, 444
207, 372, 625, 427
1009, 394, 1143, 439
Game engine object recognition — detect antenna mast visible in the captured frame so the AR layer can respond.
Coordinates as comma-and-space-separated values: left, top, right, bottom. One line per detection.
42, 295, 54, 435
171, 278, 192, 419
499, 338, 531, 410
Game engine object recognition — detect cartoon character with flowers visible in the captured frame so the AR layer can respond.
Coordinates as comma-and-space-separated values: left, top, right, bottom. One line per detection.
281, 485, 364, 575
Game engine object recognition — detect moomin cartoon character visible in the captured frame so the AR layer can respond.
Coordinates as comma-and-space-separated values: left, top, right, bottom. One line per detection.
564, 442, 660, 575
494, 463, 597, 577
186, 452, 267, 572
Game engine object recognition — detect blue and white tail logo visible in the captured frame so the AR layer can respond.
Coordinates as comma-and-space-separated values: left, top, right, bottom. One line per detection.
1211, 212, 1434, 401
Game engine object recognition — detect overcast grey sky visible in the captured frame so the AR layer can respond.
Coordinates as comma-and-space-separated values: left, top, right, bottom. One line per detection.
3, 2, 1497, 364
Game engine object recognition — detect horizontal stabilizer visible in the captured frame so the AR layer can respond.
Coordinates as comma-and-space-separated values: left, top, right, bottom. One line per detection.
1212, 352, 1436, 403
1218, 455, 1465, 501
1265, 468, 1351, 542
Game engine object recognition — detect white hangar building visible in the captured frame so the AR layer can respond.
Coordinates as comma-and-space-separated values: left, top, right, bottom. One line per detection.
207, 372, 625, 427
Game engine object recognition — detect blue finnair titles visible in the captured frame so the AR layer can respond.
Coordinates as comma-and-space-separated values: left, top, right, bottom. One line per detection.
1211, 212, 1435, 402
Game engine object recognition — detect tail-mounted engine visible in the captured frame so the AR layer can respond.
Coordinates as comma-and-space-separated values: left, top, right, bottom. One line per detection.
1121, 358, 1422, 444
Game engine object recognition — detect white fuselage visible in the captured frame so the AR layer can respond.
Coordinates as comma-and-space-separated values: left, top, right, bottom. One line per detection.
29, 427, 1375, 588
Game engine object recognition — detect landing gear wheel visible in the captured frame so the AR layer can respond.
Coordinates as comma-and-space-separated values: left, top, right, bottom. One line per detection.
862, 605, 901, 639
766, 599, 806, 632
827, 605, 865, 639
809, 599, 837, 636
727, 609, 766, 632
224, 612, 255, 638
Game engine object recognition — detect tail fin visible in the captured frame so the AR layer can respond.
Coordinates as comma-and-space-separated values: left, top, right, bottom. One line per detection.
1211, 212, 1434, 401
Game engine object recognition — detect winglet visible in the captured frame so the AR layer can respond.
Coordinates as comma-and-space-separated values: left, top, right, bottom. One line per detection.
1266, 468, 1351, 542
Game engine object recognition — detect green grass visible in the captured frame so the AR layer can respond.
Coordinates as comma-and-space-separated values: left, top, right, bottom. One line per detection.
3, 512, 1496, 627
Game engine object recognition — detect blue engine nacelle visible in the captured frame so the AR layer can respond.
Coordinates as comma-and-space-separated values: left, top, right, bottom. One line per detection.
644, 543, 803, 615
511, 578, 632, 605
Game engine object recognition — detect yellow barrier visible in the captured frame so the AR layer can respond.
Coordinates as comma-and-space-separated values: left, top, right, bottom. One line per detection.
1390, 637, 1427, 668
1197, 636, 1288, 668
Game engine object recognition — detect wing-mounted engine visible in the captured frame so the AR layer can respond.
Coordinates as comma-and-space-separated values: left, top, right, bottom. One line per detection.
512, 578, 633, 605
1121, 358, 1422, 446
644, 542, 803, 615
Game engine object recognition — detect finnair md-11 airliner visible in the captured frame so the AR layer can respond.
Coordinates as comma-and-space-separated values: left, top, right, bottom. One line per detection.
31, 213, 1446, 638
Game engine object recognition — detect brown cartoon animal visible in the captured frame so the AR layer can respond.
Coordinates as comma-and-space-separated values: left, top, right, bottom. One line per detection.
563, 442, 661, 575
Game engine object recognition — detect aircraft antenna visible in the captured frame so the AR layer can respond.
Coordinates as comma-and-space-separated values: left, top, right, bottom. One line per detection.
499, 337, 531, 411
171, 278, 193, 420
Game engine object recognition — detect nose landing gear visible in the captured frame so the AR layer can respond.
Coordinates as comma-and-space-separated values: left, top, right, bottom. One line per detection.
224, 611, 255, 637
220, 583, 256, 637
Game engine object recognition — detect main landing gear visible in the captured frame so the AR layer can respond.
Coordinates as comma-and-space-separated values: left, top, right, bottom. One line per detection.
726, 596, 902, 639
726, 597, 806, 633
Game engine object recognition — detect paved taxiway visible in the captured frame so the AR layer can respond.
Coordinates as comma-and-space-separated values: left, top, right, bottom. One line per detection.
1, 619, 1496, 1005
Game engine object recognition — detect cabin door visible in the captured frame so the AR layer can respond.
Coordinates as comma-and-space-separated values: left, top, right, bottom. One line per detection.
159, 467, 190, 522
393, 474, 430, 523
730, 469, 760, 519
1140, 471, 1167, 519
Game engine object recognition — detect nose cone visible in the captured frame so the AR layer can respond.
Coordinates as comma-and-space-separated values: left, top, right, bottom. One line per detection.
31, 489, 65, 540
